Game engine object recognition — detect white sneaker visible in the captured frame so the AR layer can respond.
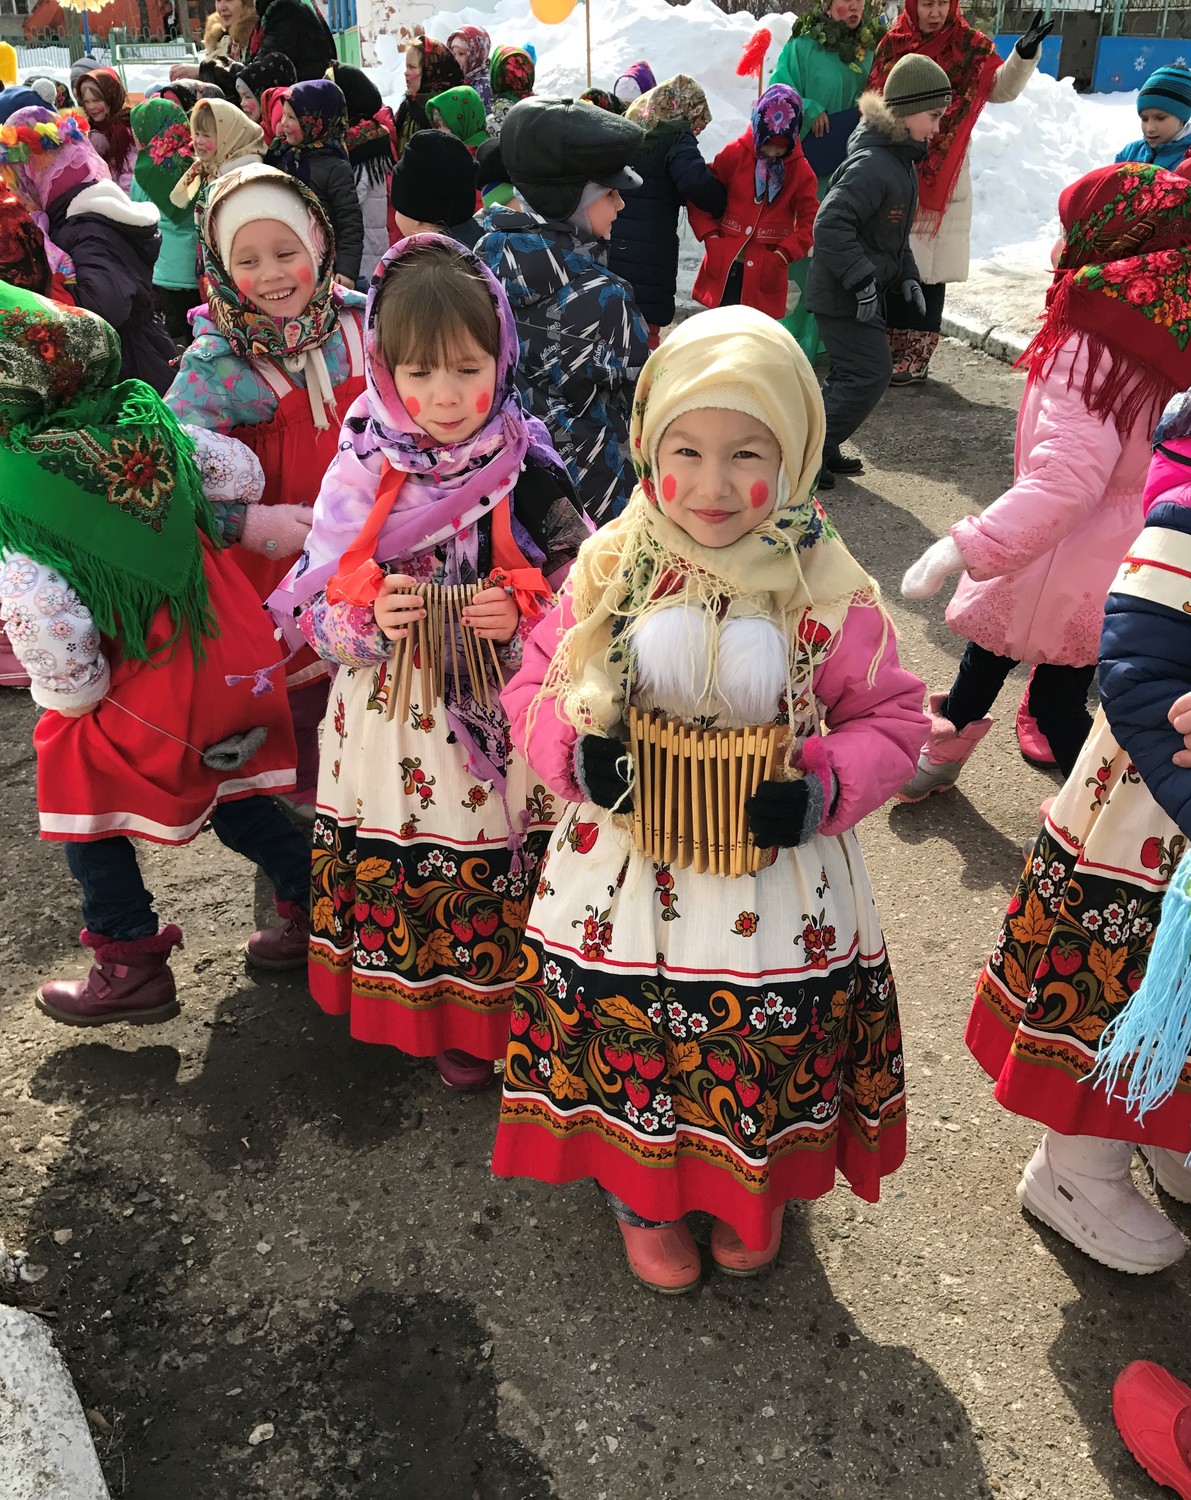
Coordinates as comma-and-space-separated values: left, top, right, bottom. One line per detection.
1017, 1130, 1186, 1274
1141, 1145, 1191, 1205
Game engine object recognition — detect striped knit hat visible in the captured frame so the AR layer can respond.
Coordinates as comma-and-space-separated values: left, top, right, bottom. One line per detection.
1138, 65, 1191, 123
882, 54, 953, 118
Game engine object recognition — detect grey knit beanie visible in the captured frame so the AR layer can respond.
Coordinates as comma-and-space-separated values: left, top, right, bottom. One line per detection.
883, 54, 953, 117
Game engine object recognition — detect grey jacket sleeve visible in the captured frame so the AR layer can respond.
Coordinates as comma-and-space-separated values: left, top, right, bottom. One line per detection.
313, 156, 365, 283
812, 155, 885, 293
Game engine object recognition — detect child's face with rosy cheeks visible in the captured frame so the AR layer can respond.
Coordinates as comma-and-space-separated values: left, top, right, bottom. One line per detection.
227, 220, 317, 319
280, 102, 305, 146
391, 334, 498, 445
654, 407, 782, 549
193, 123, 217, 161
79, 81, 107, 123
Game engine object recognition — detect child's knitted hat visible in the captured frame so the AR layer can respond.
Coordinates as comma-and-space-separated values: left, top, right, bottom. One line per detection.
1138, 65, 1191, 123
390, 129, 477, 226
206, 161, 325, 267
883, 54, 953, 117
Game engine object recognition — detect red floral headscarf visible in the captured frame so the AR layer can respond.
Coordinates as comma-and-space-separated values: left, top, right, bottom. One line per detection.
1020, 163, 1191, 437
0, 190, 50, 295
868, 0, 1000, 229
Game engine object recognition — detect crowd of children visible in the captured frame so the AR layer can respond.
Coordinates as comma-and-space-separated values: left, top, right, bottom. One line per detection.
5, 26, 1191, 1493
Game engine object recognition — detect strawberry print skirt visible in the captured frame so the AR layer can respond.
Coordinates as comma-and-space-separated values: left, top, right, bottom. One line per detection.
309, 661, 559, 1059
966, 707, 1191, 1147
491, 803, 907, 1251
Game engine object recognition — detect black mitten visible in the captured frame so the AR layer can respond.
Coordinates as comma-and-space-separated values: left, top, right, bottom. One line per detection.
575, 734, 632, 810
745, 776, 826, 850
1016, 10, 1055, 58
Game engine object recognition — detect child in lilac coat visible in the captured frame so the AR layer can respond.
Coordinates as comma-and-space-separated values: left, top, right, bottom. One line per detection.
491, 307, 926, 1296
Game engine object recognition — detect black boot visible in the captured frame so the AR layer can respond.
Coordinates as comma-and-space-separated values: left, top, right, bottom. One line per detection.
824, 445, 864, 475
816, 466, 835, 491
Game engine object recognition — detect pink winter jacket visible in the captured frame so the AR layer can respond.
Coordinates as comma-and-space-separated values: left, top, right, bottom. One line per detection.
945, 337, 1155, 668
502, 588, 927, 838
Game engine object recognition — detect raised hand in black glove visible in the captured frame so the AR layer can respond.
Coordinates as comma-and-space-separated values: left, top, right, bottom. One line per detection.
746, 774, 829, 850
575, 734, 632, 811
1015, 10, 1055, 59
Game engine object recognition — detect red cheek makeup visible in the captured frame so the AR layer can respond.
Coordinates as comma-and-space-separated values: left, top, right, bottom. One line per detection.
405, 396, 421, 418
475, 391, 491, 414
749, 480, 770, 509
661, 473, 677, 501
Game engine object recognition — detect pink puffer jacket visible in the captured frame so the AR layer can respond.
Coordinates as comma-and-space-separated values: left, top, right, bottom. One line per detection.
945, 335, 1156, 667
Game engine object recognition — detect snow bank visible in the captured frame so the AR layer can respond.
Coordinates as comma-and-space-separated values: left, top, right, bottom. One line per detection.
410, 0, 796, 157
969, 69, 1140, 268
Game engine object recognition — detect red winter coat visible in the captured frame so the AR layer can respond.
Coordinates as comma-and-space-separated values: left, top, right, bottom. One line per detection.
688, 133, 818, 318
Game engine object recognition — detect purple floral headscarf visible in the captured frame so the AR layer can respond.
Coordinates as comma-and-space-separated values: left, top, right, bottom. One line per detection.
271, 232, 561, 627
751, 84, 803, 204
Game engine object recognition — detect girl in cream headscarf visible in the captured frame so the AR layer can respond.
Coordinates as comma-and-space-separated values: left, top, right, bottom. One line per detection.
495, 306, 927, 1294
171, 96, 265, 220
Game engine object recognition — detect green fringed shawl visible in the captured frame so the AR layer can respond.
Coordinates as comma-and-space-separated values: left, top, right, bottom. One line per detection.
0, 286, 219, 664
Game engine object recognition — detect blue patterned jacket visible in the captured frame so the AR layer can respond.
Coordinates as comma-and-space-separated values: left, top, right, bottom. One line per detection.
475, 206, 650, 527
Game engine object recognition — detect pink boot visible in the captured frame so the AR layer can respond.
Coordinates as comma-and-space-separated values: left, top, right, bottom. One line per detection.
898, 691, 994, 802
245, 898, 310, 970
37, 926, 183, 1026
1016, 674, 1057, 767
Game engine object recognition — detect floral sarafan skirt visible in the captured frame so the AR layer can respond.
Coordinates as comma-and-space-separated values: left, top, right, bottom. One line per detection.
309, 663, 559, 1060
491, 804, 907, 1251
966, 707, 1191, 1148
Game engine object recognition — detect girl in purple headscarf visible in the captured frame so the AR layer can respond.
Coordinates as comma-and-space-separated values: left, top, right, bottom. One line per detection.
269, 234, 589, 1092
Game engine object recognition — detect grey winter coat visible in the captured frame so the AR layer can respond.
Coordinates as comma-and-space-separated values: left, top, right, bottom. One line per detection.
806, 93, 927, 320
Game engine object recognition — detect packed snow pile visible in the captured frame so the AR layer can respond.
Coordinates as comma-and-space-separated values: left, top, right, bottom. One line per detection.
411, 0, 797, 157
969, 69, 1140, 267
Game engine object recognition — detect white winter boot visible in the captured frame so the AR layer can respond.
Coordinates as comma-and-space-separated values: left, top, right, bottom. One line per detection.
1017, 1130, 1186, 1274
1140, 1145, 1191, 1205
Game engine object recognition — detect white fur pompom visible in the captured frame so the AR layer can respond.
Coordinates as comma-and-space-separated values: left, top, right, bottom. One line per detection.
718, 617, 788, 724
631, 606, 714, 720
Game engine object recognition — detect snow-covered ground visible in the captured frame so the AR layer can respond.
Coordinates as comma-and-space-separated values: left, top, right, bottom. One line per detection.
20, 0, 1145, 340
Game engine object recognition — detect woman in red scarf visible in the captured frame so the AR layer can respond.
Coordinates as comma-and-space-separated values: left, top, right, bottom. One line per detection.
869, 0, 1051, 382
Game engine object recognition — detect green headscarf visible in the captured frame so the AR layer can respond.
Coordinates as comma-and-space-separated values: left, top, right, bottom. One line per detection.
0, 284, 218, 663
428, 85, 489, 149
131, 97, 195, 226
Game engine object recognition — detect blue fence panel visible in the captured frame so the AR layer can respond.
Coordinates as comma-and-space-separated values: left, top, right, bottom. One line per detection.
993, 32, 1063, 75
1092, 34, 1191, 91
327, 0, 357, 31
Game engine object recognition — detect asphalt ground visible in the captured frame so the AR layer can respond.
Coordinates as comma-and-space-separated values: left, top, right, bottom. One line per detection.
1, 338, 1183, 1500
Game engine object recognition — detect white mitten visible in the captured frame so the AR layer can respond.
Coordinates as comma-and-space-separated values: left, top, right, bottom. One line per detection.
240, 504, 313, 558
901, 535, 965, 600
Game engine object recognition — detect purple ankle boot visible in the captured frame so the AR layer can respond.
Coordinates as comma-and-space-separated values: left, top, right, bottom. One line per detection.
37, 926, 183, 1026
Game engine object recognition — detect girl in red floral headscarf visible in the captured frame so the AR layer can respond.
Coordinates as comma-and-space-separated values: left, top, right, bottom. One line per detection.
899, 164, 1191, 799
395, 37, 463, 159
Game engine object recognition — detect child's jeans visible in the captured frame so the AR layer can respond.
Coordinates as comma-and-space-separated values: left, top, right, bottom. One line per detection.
943, 641, 1096, 777
65, 795, 311, 941
603, 1189, 677, 1230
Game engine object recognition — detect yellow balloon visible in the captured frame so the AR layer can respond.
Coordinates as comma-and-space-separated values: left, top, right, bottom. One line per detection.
530, 0, 576, 24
